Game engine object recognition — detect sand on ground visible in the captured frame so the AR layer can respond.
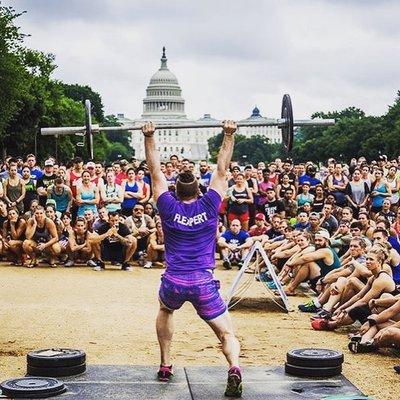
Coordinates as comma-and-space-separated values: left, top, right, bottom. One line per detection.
0, 263, 399, 399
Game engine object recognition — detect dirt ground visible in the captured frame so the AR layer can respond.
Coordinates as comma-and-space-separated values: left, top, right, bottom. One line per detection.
0, 262, 399, 399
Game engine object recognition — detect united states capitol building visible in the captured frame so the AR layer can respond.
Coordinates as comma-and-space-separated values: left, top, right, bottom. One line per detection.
117, 48, 281, 161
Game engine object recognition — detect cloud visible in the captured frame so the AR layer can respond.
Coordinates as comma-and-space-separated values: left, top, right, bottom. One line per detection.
10, 0, 400, 121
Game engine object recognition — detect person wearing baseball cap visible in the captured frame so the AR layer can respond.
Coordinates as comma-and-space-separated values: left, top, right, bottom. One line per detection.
248, 213, 268, 242
37, 159, 57, 207
283, 229, 341, 296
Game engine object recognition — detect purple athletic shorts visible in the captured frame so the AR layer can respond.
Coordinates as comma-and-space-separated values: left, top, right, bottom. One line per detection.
159, 271, 227, 321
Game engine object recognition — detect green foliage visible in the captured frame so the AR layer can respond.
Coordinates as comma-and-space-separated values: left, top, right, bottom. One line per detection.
208, 133, 282, 165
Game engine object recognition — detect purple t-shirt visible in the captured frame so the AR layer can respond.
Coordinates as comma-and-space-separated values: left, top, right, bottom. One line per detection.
157, 189, 221, 274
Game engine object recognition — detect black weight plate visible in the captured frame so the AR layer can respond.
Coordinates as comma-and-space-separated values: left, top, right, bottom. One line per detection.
285, 362, 342, 377
27, 348, 86, 367
0, 377, 66, 398
287, 348, 344, 368
27, 363, 86, 377
281, 94, 294, 153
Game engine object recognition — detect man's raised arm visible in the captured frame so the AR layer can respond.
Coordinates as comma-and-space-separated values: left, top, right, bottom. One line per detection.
142, 122, 168, 202
209, 120, 237, 197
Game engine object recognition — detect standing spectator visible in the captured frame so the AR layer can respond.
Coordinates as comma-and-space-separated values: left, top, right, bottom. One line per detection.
227, 173, 253, 231
144, 202, 157, 219
25, 154, 43, 180
198, 160, 212, 193
100, 171, 124, 213
312, 184, 326, 213
370, 168, 391, 216
21, 166, 38, 213
36, 159, 57, 207
3, 162, 25, 214
345, 168, 370, 217
263, 188, 285, 222
327, 163, 349, 207
361, 164, 372, 189
279, 158, 298, 187
276, 174, 296, 200
121, 168, 142, 216
136, 168, 151, 204
113, 161, 127, 185
282, 188, 298, 218
76, 171, 99, 218
95, 162, 105, 183
386, 165, 400, 211
297, 182, 314, 207
257, 169, 273, 211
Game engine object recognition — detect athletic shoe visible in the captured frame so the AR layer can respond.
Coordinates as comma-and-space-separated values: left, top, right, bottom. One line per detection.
266, 281, 277, 290
143, 261, 152, 269
64, 259, 74, 268
121, 262, 132, 271
298, 300, 320, 313
394, 365, 400, 374
311, 318, 335, 331
87, 259, 98, 268
237, 260, 244, 269
224, 366, 243, 397
96, 260, 106, 269
157, 365, 174, 382
314, 309, 332, 320
223, 259, 232, 270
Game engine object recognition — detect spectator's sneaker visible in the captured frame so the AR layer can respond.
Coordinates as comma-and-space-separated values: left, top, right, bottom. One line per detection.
311, 318, 335, 331
298, 300, 320, 313
96, 260, 106, 269
394, 365, 400, 374
225, 366, 243, 397
143, 261, 152, 269
237, 260, 244, 269
121, 262, 132, 271
266, 281, 277, 290
223, 259, 232, 270
87, 259, 97, 268
157, 365, 174, 382
64, 259, 74, 268
314, 309, 332, 320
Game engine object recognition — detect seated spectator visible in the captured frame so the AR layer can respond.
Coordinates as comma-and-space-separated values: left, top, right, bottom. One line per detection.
93, 206, 108, 232
146, 220, 165, 268
248, 213, 268, 242
330, 220, 352, 256
320, 203, 338, 235
83, 209, 96, 232
92, 211, 136, 271
0, 199, 8, 227
66, 217, 95, 267
144, 202, 157, 219
283, 230, 341, 295
1, 207, 26, 265
294, 211, 310, 231
358, 211, 375, 239
312, 246, 397, 332
265, 214, 284, 240
47, 177, 72, 215
22, 206, 61, 268
377, 199, 396, 224
218, 219, 253, 270
125, 203, 156, 266
45, 204, 63, 237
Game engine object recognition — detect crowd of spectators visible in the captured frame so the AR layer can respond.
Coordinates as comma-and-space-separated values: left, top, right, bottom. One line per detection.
1, 151, 400, 356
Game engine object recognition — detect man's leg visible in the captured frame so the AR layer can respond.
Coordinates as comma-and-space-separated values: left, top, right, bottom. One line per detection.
207, 311, 242, 397
206, 311, 240, 368
124, 237, 137, 262
156, 302, 175, 366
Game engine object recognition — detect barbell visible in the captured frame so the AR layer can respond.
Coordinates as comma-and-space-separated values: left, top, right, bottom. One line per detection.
41, 94, 335, 159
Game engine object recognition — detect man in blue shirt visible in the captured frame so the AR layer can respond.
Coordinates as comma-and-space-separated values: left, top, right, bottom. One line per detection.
218, 219, 253, 269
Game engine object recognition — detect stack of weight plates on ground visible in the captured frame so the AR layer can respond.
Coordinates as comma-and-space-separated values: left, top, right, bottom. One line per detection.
285, 348, 344, 377
27, 348, 86, 377
0, 377, 66, 398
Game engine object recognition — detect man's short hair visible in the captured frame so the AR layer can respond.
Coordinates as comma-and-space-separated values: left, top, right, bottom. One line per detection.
176, 172, 199, 200
373, 228, 388, 237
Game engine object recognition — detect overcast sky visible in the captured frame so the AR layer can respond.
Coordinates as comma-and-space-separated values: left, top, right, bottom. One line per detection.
10, 0, 400, 121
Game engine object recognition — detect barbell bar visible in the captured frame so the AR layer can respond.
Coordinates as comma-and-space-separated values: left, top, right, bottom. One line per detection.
41, 94, 335, 159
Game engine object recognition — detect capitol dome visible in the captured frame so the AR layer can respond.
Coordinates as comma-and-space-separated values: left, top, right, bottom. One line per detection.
142, 47, 186, 119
